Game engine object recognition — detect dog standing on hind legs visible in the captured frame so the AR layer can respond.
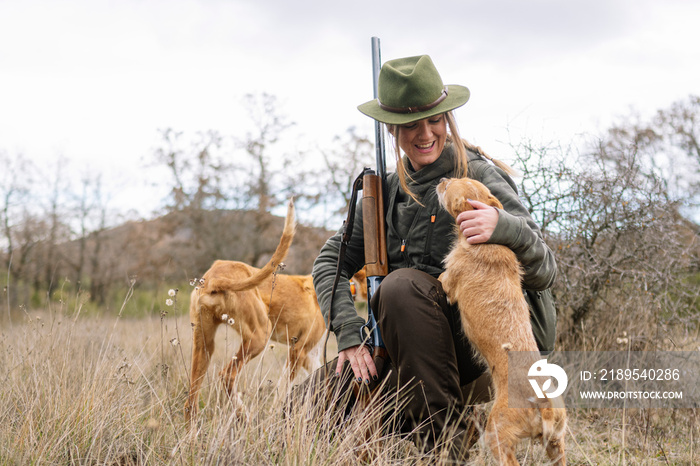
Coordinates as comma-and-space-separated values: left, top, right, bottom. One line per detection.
184, 199, 327, 422
436, 177, 567, 465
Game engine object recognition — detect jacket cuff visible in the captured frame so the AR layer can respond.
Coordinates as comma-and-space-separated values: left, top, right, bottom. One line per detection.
335, 320, 365, 353
487, 208, 523, 248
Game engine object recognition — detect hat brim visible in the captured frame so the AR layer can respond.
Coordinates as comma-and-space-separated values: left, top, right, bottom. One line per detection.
357, 84, 470, 125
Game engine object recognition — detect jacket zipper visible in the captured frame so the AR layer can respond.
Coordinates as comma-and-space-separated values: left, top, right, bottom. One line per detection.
400, 239, 409, 266
422, 212, 437, 263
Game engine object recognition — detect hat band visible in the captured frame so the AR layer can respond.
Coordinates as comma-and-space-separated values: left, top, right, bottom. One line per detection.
378, 87, 449, 114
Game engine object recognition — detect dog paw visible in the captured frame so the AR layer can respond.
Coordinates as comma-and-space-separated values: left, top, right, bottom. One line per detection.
230, 392, 249, 420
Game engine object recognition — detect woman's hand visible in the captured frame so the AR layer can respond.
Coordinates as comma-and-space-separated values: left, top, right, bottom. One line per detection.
336, 344, 377, 384
455, 199, 499, 244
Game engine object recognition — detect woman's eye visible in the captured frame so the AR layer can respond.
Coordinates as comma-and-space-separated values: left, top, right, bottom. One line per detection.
429, 117, 442, 124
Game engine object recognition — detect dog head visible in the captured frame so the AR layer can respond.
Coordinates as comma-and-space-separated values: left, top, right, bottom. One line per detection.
436, 177, 502, 218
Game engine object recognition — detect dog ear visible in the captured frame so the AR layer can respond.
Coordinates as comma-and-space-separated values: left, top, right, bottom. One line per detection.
453, 196, 474, 215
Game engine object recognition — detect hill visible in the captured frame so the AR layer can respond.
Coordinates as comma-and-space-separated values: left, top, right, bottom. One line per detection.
9, 207, 336, 310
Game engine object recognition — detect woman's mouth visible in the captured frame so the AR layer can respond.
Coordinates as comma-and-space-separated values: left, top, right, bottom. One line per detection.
415, 141, 435, 153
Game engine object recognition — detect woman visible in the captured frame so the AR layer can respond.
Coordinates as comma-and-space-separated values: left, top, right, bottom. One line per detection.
312, 55, 557, 456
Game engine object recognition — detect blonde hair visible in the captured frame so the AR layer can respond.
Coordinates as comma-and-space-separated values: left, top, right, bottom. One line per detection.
387, 111, 516, 204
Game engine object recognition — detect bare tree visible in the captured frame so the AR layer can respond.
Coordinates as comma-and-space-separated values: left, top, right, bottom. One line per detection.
605, 95, 700, 211
0, 152, 34, 271
9, 213, 46, 306
512, 110, 699, 351
155, 128, 231, 212
88, 185, 111, 305
53, 171, 109, 300
239, 93, 295, 212
237, 93, 305, 266
655, 95, 700, 163
39, 156, 73, 298
0, 152, 40, 313
316, 126, 374, 225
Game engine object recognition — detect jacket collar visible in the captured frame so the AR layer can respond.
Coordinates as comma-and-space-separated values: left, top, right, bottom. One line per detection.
402, 142, 458, 201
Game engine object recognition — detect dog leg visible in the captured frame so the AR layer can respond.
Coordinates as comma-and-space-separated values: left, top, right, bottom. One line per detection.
545, 435, 567, 466
219, 348, 244, 396
286, 345, 302, 384
483, 362, 525, 466
286, 330, 317, 383
185, 304, 217, 422
484, 401, 522, 466
219, 325, 269, 395
542, 406, 567, 465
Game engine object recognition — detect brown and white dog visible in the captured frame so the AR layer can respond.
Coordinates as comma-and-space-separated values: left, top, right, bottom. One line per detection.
436, 178, 566, 465
184, 199, 327, 421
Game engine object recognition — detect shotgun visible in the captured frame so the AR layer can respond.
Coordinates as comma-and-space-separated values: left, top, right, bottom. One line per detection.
360, 37, 389, 359
321, 38, 389, 376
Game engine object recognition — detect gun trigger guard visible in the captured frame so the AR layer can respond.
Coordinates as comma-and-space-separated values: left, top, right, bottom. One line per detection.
359, 323, 375, 356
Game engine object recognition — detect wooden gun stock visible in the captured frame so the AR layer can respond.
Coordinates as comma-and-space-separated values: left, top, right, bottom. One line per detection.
362, 169, 388, 278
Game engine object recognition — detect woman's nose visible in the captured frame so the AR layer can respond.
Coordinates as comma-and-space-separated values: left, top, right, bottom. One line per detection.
417, 120, 431, 138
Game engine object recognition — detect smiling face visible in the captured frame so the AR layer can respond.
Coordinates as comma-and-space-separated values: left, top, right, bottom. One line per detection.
395, 114, 447, 171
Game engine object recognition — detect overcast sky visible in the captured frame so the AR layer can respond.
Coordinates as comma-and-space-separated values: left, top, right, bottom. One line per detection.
1, 0, 699, 218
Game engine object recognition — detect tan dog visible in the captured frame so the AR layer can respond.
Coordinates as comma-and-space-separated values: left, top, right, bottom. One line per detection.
436, 178, 566, 465
184, 199, 327, 421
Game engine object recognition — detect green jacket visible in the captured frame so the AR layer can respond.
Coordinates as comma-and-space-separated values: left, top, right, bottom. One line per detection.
312, 143, 557, 354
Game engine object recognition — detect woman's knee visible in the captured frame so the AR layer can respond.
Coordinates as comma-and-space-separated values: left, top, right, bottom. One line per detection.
372, 269, 447, 327
373, 269, 441, 306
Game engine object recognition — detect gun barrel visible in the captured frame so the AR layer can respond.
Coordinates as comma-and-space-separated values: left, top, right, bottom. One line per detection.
371, 37, 386, 180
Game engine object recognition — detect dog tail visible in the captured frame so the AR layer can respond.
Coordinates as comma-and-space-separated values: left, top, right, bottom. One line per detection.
206, 198, 296, 292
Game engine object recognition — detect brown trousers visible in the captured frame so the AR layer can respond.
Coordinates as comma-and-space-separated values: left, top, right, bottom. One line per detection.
291, 268, 489, 455
372, 268, 485, 450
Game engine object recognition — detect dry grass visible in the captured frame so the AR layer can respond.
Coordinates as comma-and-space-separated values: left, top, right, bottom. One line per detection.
0, 294, 426, 465
1, 294, 698, 465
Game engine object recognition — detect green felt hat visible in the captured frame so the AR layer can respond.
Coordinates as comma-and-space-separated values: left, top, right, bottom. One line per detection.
358, 55, 470, 125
